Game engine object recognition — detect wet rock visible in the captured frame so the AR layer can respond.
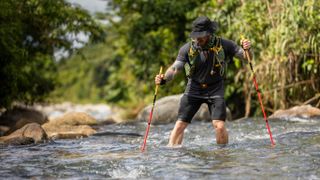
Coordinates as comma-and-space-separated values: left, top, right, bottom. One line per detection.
0, 123, 48, 145
43, 125, 96, 139
49, 112, 97, 126
269, 105, 320, 120
42, 112, 97, 139
0, 107, 48, 136
2, 136, 35, 145
137, 94, 232, 124
0, 126, 9, 136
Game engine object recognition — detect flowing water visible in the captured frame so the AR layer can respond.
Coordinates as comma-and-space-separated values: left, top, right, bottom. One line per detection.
1, 118, 320, 179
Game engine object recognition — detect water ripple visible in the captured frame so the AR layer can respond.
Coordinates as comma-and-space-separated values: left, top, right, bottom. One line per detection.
0, 118, 319, 179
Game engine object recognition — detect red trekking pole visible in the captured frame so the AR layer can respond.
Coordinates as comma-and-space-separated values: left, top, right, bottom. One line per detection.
241, 36, 275, 146
141, 66, 163, 152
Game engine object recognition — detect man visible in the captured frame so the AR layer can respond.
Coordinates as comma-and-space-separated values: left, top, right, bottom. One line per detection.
155, 16, 251, 147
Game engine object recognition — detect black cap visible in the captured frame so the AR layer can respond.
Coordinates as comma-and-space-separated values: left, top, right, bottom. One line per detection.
190, 16, 218, 38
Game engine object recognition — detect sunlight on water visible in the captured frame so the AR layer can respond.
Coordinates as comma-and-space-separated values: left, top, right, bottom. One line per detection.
108, 165, 147, 179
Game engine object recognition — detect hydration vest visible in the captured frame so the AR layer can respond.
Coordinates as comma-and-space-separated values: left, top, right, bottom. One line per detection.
185, 36, 226, 77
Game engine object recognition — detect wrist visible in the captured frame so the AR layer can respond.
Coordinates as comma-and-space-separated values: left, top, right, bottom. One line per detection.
160, 78, 167, 85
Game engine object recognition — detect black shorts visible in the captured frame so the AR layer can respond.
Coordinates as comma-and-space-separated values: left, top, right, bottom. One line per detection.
177, 94, 226, 123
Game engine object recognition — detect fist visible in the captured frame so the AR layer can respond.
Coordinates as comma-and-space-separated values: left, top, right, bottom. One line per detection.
241, 39, 251, 50
155, 74, 165, 85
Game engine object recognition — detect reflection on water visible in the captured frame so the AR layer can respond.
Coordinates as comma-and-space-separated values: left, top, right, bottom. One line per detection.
0, 118, 320, 179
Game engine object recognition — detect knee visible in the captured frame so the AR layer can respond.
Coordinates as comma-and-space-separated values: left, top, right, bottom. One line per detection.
175, 126, 185, 133
174, 121, 188, 133
212, 121, 225, 131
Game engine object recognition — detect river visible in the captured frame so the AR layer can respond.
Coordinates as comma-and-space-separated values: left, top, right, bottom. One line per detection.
1, 117, 319, 179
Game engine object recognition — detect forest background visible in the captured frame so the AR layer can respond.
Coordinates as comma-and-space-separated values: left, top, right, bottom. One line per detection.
1, 0, 319, 119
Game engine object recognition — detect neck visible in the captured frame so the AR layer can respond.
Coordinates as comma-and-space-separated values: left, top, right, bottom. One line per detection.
200, 35, 214, 49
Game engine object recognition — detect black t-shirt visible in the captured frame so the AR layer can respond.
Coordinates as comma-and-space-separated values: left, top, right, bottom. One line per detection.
176, 38, 240, 99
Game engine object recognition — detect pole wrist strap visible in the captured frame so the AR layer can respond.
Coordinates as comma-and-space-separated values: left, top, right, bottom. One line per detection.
160, 79, 167, 85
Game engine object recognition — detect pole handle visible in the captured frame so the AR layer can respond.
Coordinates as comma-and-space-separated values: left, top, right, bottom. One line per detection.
155, 66, 163, 95
240, 35, 252, 63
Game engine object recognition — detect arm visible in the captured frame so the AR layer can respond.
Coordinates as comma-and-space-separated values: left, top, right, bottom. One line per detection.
155, 43, 189, 85
234, 39, 252, 61
164, 61, 185, 82
155, 61, 185, 85
222, 38, 251, 63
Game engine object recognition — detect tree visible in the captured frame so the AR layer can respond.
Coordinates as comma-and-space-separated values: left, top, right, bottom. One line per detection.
195, 0, 320, 116
51, 0, 319, 119
0, 0, 105, 108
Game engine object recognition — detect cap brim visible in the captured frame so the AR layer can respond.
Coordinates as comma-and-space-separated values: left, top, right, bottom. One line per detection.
190, 31, 211, 38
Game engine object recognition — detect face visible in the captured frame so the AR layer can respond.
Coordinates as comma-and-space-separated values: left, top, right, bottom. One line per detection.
193, 35, 211, 47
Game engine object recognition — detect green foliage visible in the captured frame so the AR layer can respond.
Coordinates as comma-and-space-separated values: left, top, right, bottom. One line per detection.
191, 0, 319, 115
52, 0, 320, 118
240, 0, 320, 113
0, 0, 105, 108
109, 0, 208, 96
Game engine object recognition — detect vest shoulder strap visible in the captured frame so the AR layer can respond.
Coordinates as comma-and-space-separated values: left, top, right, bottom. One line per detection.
185, 36, 224, 77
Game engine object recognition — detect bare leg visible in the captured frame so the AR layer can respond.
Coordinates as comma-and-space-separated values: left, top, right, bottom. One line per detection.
212, 120, 228, 144
167, 120, 189, 147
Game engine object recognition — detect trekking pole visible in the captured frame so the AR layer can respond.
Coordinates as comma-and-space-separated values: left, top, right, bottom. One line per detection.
241, 36, 275, 146
141, 66, 163, 152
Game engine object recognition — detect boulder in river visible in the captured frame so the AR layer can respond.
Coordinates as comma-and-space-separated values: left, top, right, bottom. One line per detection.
269, 105, 320, 120
43, 124, 96, 139
0, 123, 48, 145
48, 112, 98, 126
137, 94, 232, 124
0, 107, 48, 136
42, 112, 97, 139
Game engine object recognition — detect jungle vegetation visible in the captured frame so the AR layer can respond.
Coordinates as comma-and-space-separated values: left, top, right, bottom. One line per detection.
1, 0, 319, 119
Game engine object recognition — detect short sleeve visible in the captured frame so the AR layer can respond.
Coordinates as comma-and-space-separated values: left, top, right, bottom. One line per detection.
221, 38, 241, 62
176, 43, 191, 63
